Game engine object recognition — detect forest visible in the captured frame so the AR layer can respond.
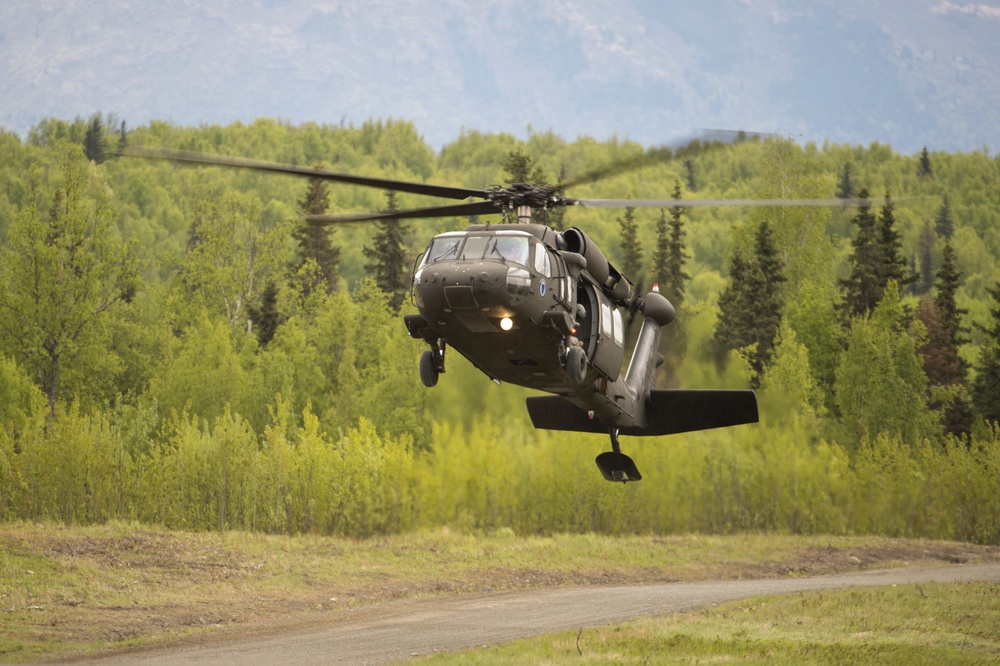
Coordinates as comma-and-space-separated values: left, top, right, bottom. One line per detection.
0, 114, 998, 543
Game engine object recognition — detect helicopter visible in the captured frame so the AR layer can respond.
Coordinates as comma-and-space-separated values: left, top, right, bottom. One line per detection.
124, 139, 855, 483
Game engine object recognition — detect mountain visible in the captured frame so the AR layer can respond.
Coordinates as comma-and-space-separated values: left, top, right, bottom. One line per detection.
1, 0, 998, 154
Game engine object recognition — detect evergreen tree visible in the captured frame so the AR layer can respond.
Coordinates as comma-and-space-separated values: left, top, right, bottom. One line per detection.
934, 196, 954, 239
835, 162, 854, 199
917, 146, 933, 178
664, 181, 691, 309
915, 219, 936, 295
363, 191, 410, 312
714, 220, 785, 386
971, 283, 1000, 425
616, 206, 643, 283
683, 158, 697, 192
116, 120, 127, 155
248, 280, 281, 347
914, 297, 972, 436
839, 189, 881, 318
83, 114, 105, 164
292, 168, 340, 295
934, 239, 969, 352
876, 192, 915, 291
651, 208, 669, 289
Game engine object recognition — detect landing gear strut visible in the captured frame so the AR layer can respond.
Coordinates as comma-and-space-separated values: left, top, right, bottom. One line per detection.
595, 428, 642, 483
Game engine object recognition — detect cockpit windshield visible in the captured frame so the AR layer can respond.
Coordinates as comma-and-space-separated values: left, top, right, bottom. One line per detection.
422, 233, 532, 267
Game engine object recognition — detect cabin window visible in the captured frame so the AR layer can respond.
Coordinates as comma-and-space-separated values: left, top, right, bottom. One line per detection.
612, 308, 624, 347
600, 301, 613, 339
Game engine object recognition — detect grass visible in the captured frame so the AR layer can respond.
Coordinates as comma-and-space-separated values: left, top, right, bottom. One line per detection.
1, 522, 998, 662
419, 583, 1000, 664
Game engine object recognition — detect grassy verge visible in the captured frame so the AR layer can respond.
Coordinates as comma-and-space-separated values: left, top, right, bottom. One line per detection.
420, 582, 1000, 664
1, 522, 998, 662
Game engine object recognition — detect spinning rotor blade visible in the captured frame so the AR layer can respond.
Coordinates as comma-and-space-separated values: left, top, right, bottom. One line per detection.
307, 200, 501, 225
559, 130, 771, 191
575, 197, 878, 209
122, 146, 486, 201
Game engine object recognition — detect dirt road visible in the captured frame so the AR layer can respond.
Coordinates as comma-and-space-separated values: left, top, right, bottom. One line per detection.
74, 562, 1000, 665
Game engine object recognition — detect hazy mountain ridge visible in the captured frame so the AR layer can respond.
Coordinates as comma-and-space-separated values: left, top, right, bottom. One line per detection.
1, 0, 997, 153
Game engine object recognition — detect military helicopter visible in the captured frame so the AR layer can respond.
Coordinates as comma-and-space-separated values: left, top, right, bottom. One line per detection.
125, 138, 851, 483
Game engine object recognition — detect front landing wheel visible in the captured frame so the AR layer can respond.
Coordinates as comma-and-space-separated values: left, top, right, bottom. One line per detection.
419, 350, 439, 387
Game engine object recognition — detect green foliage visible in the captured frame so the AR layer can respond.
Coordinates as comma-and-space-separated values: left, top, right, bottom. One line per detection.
0, 144, 140, 412
835, 282, 939, 445
0, 117, 999, 542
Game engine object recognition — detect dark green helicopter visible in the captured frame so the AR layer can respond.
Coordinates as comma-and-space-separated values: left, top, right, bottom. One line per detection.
126, 140, 854, 483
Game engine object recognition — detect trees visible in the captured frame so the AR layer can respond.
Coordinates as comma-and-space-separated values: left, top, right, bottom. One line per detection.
917, 146, 933, 178
616, 206, 643, 284
836, 162, 854, 199
178, 190, 287, 333
83, 114, 105, 164
835, 282, 938, 445
876, 192, 914, 292
971, 283, 1000, 424
363, 191, 410, 312
935, 196, 954, 239
714, 220, 786, 386
292, 168, 341, 296
0, 147, 139, 413
839, 189, 883, 318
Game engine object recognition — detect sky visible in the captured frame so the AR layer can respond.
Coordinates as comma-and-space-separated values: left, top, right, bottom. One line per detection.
1, 0, 999, 154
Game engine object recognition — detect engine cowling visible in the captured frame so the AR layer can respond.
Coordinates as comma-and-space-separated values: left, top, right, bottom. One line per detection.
559, 228, 610, 285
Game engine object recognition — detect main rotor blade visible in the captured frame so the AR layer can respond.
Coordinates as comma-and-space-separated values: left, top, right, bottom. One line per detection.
574, 197, 877, 208
307, 200, 501, 225
560, 130, 771, 191
122, 146, 487, 201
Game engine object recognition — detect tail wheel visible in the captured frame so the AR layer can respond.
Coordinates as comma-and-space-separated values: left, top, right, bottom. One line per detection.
566, 346, 587, 384
419, 350, 439, 387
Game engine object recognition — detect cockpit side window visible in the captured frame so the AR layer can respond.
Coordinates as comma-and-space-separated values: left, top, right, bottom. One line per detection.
533, 243, 552, 277
488, 236, 530, 265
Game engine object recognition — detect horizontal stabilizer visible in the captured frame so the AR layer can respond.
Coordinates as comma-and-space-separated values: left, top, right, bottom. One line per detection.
525, 389, 758, 436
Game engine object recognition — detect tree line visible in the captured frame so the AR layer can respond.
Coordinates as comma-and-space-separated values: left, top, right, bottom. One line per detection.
0, 116, 998, 541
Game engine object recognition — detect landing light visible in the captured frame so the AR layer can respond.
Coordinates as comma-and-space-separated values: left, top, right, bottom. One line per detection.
500, 317, 514, 331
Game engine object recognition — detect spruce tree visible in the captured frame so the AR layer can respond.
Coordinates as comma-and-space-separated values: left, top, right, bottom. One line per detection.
683, 158, 697, 191
83, 114, 105, 164
714, 220, 785, 386
664, 181, 691, 309
935, 196, 954, 239
917, 146, 933, 178
292, 168, 340, 295
934, 239, 969, 350
876, 192, 915, 291
616, 206, 643, 283
839, 189, 881, 318
836, 162, 854, 199
249, 280, 281, 347
363, 191, 410, 312
971, 283, 1000, 425
651, 208, 669, 288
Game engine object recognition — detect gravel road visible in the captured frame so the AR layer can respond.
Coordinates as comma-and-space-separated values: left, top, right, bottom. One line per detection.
78, 562, 1000, 665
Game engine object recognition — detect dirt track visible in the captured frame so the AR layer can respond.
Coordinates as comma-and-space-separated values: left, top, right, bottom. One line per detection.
76, 562, 1000, 665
